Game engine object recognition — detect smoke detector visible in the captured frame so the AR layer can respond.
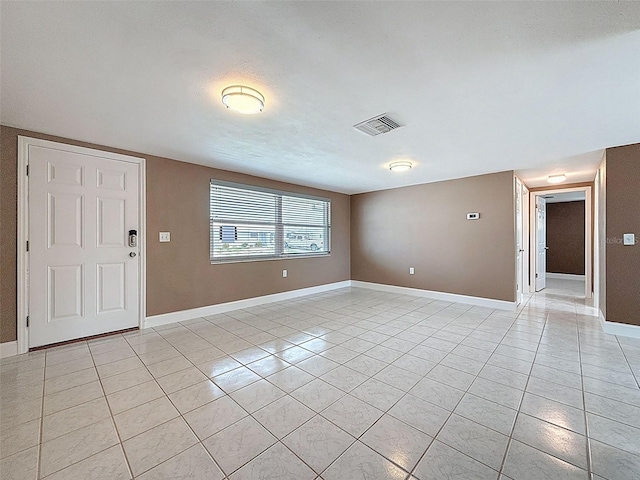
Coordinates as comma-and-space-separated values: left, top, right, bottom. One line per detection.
353, 114, 403, 136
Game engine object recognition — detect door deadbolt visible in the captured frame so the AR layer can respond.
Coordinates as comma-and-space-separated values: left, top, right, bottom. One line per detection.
129, 252, 137, 258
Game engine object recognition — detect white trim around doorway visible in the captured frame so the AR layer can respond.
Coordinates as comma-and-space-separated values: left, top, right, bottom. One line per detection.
528, 186, 592, 299
17, 136, 147, 355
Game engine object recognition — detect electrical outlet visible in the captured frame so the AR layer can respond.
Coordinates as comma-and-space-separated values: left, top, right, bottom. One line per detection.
159, 232, 170, 242
282, 269, 288, 278
409, 267, 415, 275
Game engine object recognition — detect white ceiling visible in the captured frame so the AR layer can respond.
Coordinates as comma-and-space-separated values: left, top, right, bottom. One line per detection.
2, 2, 639, 194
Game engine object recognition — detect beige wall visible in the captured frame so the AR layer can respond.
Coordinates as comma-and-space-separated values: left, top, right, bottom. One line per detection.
350, 171, 516, 303
145, 156, 350, 317
0, 126, 350, 342
605, 143, 640, 326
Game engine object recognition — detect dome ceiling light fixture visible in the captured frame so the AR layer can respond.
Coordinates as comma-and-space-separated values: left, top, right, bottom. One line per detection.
547, 174, 567, 184
389, 161, 413, 172
221, 85, 265, 114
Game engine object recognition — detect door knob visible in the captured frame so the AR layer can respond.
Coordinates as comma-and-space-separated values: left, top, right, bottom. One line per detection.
129, 252, 137, 257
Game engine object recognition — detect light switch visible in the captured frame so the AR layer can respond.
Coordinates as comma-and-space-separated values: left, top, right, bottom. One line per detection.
282, 269, 288, 278
623, 233, 635, 246
409, 267, 415, 275
159, 232, 171, 242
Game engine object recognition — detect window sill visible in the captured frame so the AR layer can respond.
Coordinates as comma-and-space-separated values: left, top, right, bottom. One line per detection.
210, 253, 331, 265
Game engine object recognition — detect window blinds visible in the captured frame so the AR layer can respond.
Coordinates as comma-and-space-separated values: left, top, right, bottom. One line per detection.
210, 180, 331, 262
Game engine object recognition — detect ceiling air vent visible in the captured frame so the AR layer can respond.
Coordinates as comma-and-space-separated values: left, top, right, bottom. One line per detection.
353, 114, 403, 136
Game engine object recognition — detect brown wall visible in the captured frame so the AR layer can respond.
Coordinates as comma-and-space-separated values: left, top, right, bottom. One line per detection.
605, 143, 640, 326
546, 201, 585, 275
0, 126, 350, 342
145, 156, 350, 317
0, 129, 18, 342
350, 171, 516, 302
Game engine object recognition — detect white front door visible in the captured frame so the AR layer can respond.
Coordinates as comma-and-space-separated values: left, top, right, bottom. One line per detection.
535, 196, 547, 292
28, 141, 142, 347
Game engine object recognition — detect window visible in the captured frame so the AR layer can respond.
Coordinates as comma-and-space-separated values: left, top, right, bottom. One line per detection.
210, 180, 331, 262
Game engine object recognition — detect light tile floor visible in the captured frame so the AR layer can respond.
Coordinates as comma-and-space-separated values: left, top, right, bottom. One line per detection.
2, 284, 640, 479
542, 277, 586, 298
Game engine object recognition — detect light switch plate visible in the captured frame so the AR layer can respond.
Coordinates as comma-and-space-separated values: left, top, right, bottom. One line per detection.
159, 232, 171, 242
282, 269, 288, 278
623, 233, 635, 246
409, 267, 415, 275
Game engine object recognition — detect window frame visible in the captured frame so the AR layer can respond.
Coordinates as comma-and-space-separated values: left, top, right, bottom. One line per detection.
210, 179, 331, 263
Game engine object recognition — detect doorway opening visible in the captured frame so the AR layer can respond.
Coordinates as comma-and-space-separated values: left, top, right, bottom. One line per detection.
529, 186, 592, 300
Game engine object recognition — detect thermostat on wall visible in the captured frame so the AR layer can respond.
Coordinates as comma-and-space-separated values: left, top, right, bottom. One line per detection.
466, 213, 480, 220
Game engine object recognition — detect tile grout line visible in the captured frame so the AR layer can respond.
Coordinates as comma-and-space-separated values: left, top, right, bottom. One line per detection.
576, 312, 594, 480
615, 335, 640, 390
91, 337, 136, 480
36, 348, 47, 480
495, 294, 547, 477
401, 306, 519, 479
36, 338, 132, 479
120, 332, 229, 479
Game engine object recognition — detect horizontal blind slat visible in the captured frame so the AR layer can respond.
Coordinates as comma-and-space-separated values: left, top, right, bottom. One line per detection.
210, 180, 331, 261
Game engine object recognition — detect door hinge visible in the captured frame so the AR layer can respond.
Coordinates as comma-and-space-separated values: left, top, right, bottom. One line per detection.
26, 240, 29, 252
26, 316, 29, 328
535, 273, 538, 278
26, 164, 29, 176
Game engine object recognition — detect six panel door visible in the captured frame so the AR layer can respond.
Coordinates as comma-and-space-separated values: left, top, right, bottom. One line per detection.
28, 144, 140, 347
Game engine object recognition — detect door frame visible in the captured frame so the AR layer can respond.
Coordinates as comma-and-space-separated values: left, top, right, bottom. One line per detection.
534, 195, 548, 292
528, 185, 592, 298
17, 136, 146, 354
522, 184, 530, 299
515, 179, 530, 305
593, 167, 602, 312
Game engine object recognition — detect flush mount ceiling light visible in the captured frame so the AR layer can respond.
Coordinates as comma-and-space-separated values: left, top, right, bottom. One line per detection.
547, 174, 567, 184
389, 161, 413, 172
221, 85, 265, 114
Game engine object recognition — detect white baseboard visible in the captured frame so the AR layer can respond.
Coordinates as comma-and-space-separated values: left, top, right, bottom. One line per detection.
546, 273, 585, 280
145, 280, 351, 329
599, 309, 640, 339
1, 341, 18, 359
350, 281, 516, 311
146, 279, 517, 330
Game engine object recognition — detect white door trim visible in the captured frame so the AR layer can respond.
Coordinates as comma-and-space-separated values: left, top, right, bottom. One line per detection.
17, 136, 146, 354
515, 177, 523, 305
528, 185, 592, 299
514, 178, 530, 305
522, 184, 530, 299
